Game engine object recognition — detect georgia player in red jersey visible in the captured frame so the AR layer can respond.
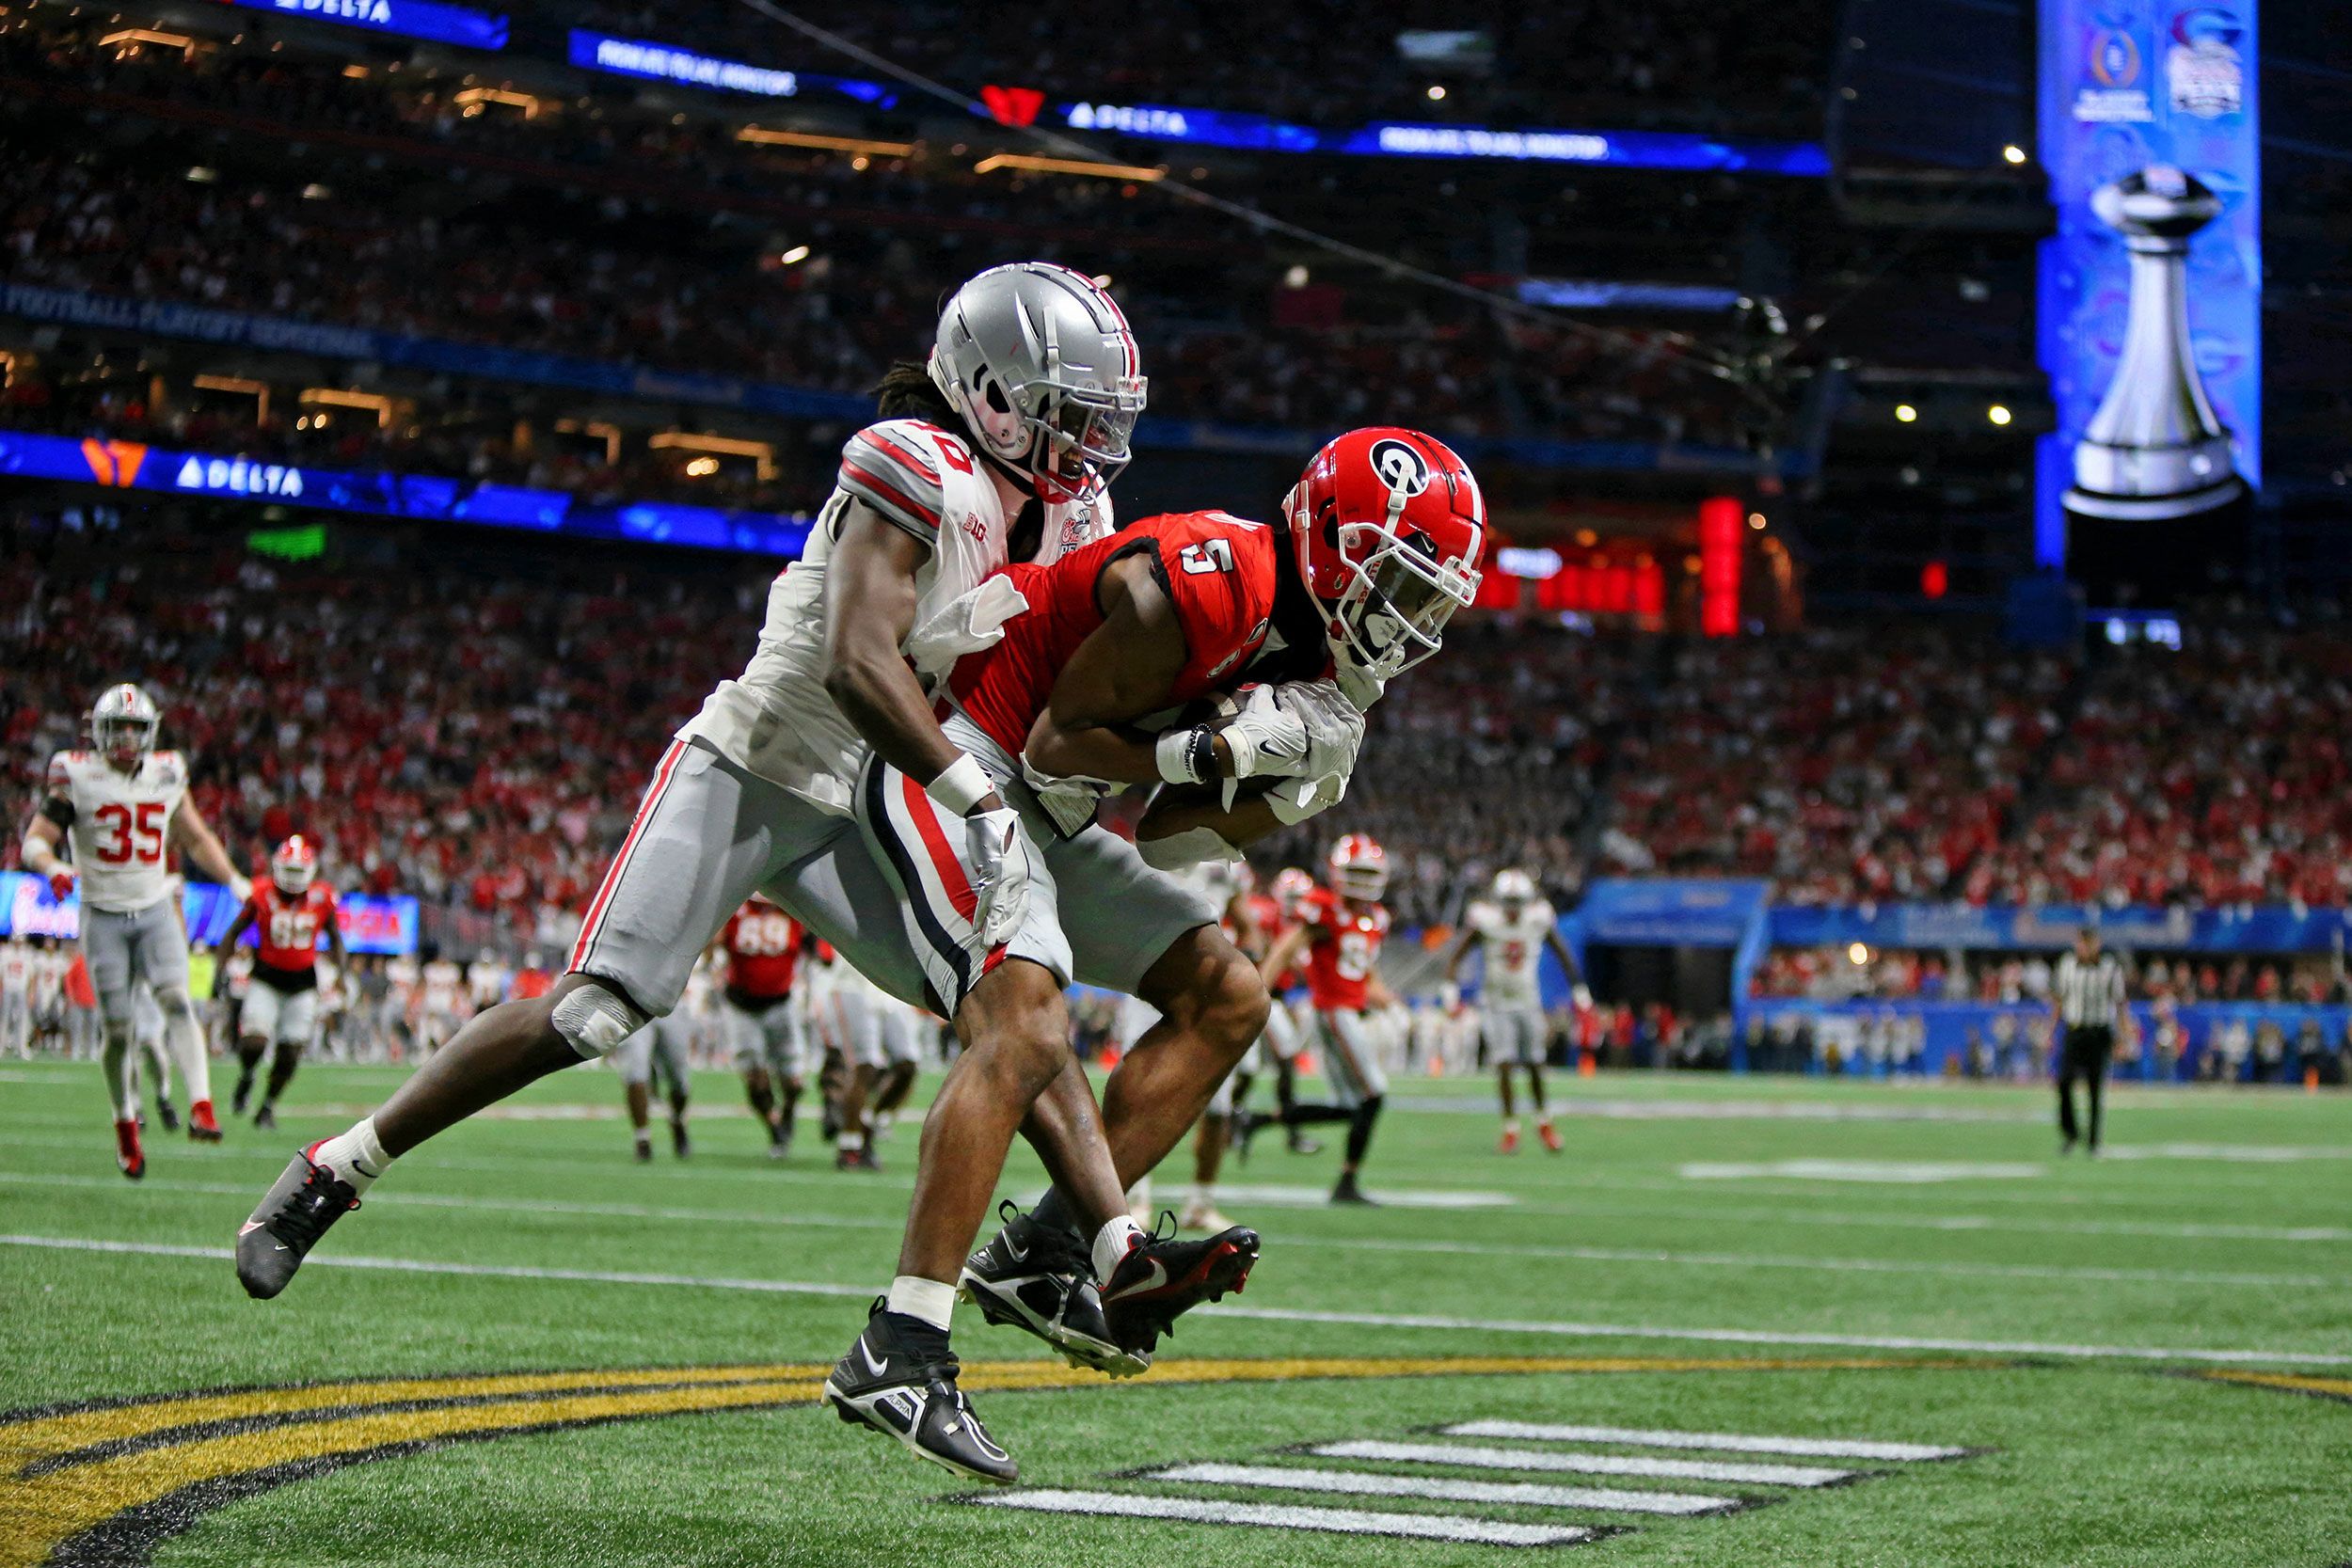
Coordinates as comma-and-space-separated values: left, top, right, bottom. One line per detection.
935, 428, 1484, 1363
215, 837, 348, 1130
1258, 835, 1397, 1205
711, 895, 807, 1157
1228, 865, 1321, 1158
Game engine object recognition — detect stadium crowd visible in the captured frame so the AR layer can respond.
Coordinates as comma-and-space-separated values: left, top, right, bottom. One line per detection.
10, 497, 2352, 954
0, 18, 1745, 450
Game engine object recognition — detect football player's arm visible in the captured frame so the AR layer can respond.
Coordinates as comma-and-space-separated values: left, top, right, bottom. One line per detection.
1260, 924, 1311, 989
1444, 927, 1485, 985
1545, 926, 1591, 1006
1023, 556, 1192, 784
168, 800, 251, 903
821, 501, 1003, 808
212, 904, 256, 1000
20, 813, 67, 880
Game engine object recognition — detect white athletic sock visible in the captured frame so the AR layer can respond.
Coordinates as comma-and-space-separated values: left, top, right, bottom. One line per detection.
885, 1274, 956, 1331
836, 1130, 863, 1152
1502, 1117, 1521, 1134
1189, 1183, 1215, 1211
1092, 1214, 1144, 1280
312, 1117, 391, 1193
160, 993, 210, 1103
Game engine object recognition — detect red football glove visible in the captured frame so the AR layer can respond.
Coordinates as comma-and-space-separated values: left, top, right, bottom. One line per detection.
47, 869, 75, 902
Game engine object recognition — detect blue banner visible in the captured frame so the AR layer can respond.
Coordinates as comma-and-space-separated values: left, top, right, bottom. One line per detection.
1565, 879, 1772, 948
0, 429, 813, 558
1, 872, 419, 955
218, 0, 507, 51
1042, 100, 1827, 176
0, 281, 873, 424
1744, 997, 2346, 1082
2034, 0, 2260, 564
0, 282, 1795, 478
567, 31, 893, 106
1767, 901, 2350, 955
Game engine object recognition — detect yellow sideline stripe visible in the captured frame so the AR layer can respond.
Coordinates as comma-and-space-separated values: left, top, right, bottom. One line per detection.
2195, 1370, 2352, 1403
0, 1354, 1974, 1568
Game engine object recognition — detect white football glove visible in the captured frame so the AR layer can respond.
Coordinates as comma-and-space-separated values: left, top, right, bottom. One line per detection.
1221, 684, 1311, 780
963, 805, 1031, 946
1263, 769, 1350, 826
1273, 678, 1366, 782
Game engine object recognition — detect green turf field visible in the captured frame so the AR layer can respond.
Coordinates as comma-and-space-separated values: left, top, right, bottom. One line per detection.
3, 1060, 2348, 1566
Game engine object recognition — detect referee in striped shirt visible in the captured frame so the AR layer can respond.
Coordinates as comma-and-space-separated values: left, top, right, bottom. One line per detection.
2050, 927, 2128, 1155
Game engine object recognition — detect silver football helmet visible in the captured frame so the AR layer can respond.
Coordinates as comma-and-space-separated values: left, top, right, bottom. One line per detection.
90, 683, 160, 767
1492, 868, 1536, 905
927, 262, 1146, 504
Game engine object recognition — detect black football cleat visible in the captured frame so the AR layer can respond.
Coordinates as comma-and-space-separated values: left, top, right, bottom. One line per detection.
1330, 1171, 1378, 1206
823, 1300, 1016, 1485
670, 1117, 691, 1160
237, 1144, 359, 1299
959, 1201, 1145, 1378
1099, 1211, 1259, 1357
834, 1144, 881, 1172
155, 1095, 181, 1133
253, 1102, 278, 1132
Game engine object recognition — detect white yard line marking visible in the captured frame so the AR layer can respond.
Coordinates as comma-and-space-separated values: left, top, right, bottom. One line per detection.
963, 1488, 1597, 1547
1681, 1160, 2048, 1183
6, 1232, 2346, 1365
1442, 1422, 1969, 1462
0, 1234, 876, 1298
1206, 1182, 1517, 1210
1216, 1303, 2352, 1368
6, 1171, 2330, 1288
2102, 1144, 2352, 1164
1391, 1096, 2042, 1124
1310, 1439, 1855, 1488
1144, 1461, 1737, 1516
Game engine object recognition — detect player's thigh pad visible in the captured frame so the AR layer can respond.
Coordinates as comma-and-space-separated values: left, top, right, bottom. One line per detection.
127, 902, 191, 996
854, 751, 1071, 1012
80, 911, 139, 1024
612, 1026, 656, 1086
651, 1015, 694, 1096
876, 1005, 921, 1067
1318, 1008, 1389, 1109
239, 984, 282, 1043
1261, 996, 1302, 1061
571, 740, 818, 1017
1036, 820, 1220, 998
1484, 1006, 1545, 1066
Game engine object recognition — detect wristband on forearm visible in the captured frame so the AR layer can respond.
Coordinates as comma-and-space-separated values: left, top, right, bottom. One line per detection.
926, 752, 993, 816
1154, 727, 1216, 785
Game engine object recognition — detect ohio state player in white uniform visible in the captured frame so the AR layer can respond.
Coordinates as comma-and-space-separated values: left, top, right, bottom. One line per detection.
0, 940, 32, 1058
1448, 867, 1582, 1152
21, 683, 249, 1177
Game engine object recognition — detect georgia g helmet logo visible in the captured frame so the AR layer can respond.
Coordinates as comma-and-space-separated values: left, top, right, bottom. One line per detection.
1368, 437, 1430, 498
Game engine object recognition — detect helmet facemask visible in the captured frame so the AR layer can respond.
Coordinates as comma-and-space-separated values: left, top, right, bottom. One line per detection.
95, 714, 158, 768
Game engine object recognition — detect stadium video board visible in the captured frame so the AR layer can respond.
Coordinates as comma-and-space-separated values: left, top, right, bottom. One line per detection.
2035, 0, 2259, 563
0, 872, 419, 955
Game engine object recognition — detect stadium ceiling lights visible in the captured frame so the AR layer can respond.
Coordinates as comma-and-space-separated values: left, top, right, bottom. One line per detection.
737, 127, 916, 158
971, 153, 1166, 182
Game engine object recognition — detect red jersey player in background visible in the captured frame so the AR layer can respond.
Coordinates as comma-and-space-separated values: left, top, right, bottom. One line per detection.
1227, 865, 1322, 1158
712, 895, 808, 1157
215, 836, 348, 1130
1257, 835, 1397, 1205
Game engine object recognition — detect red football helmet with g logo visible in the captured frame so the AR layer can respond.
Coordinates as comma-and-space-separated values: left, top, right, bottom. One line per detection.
1327, 832, 1389, 903
271, 835, 318, 893
1283, 428, 1486, 703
